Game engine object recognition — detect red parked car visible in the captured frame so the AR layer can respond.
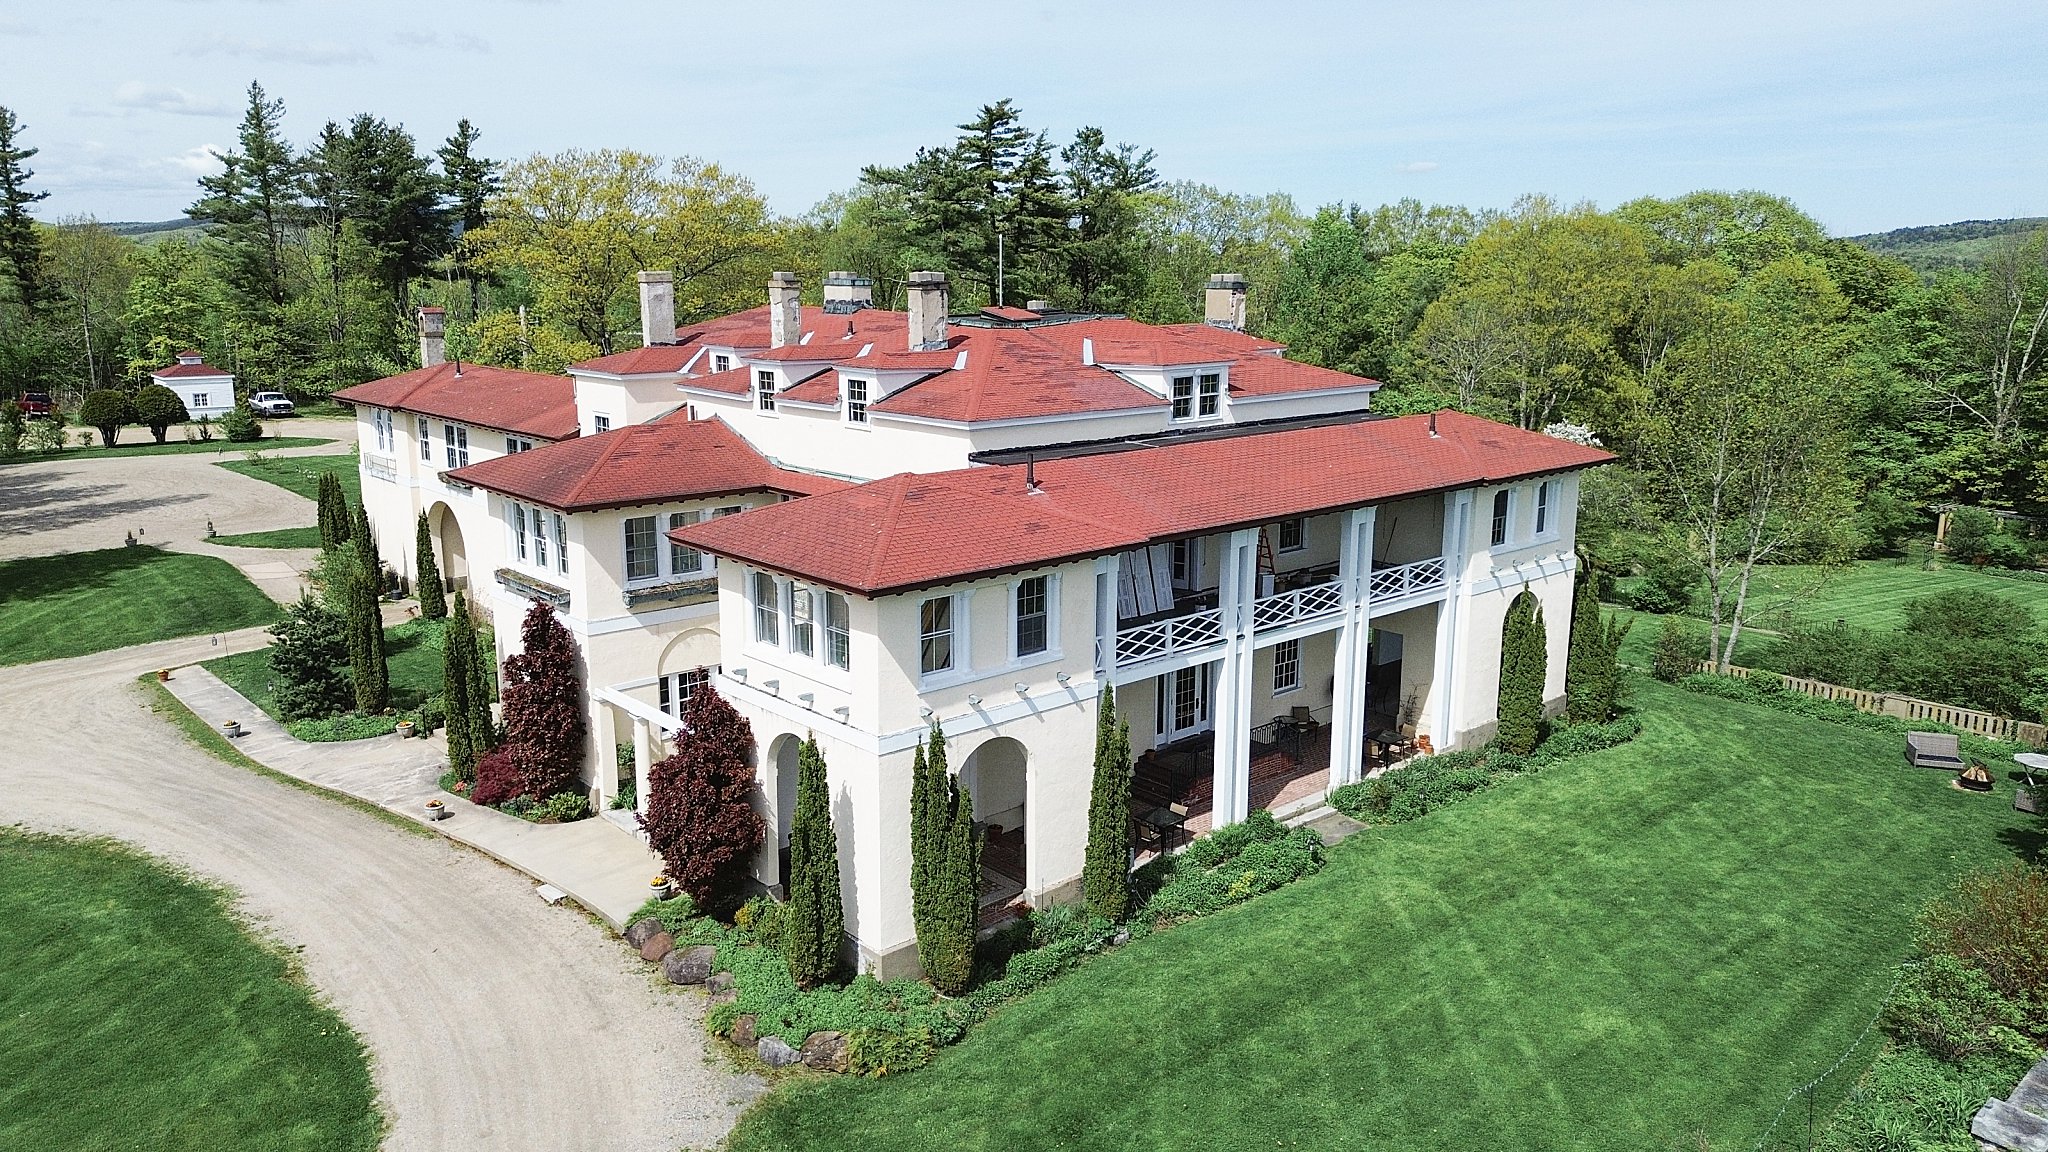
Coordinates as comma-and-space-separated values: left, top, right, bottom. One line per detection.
16, 392, 54, 418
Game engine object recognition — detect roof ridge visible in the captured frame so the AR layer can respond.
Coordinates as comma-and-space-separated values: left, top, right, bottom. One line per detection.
865, 473, 916, 591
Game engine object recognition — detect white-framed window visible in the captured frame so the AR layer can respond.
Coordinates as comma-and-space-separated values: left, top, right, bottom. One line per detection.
713, 354, 731, 374
1171, 539, 1197, 590
418, 416, 431, 461
623, 515, 659, 582
1534, 480, 1553, 537
1273, 638, 1301, 694
752, 571, 780, 645
1014, 575, 1049, 658
512, 502, 528, 561
1198, 371, 1221, 417
789, 583, 815, 658
844, 377, 869, 424
825, 592, 850, 670
371, 408, 393, 452
531, 505, 548, 569
1277, 518, 1305, 552
443, 423, 468, 469
668, 510, 704, 574
658, 665, 718, 716
192, 392, 209, 410
593, 414, 611, 434
755, 369, 777, 412
1170, 374, 1195, 420
506, 436, 534, 454
919, 596, 955, 676
552, 513, 568, 575
1490, 489, 1511, 548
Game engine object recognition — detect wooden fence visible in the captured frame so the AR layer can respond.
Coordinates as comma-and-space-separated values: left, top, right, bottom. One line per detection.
1706, 663, 2048, 747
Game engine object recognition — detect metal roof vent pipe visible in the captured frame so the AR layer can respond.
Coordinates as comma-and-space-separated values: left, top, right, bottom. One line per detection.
637, 271, 676, 346
768, 272, 802, 348
1428, 411, 1439, 437
907, 271, 950, 351
1025, 453, 1042, 495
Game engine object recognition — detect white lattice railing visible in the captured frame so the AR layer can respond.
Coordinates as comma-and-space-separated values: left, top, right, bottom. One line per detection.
1252, 579, 1346, 631
1369, 556, 1447, 602
1115, 607, 1223, 666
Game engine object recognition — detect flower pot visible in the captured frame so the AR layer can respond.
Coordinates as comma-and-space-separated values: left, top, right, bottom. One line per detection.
219, 720, 241, 738
155, 669, 170, 682
395, 721, 416, 739
424, 798, 448, 821
649, 876, 675, 900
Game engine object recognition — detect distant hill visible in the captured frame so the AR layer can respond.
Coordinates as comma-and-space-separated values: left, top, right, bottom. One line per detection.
1848, 217, 2048, 276
103, 218, 209, 245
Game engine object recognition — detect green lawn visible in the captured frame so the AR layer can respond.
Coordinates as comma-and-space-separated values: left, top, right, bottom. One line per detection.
215, 450, 361, 506
205, 617, 461, 735
0, 829, 380, 1150
211, 525, 323, 550
0, 547, 282, 666
0, 435, 333, 465
1628, 556, 2048, 632
728, 679, 2038, 1152
1613, 607, 1778, 669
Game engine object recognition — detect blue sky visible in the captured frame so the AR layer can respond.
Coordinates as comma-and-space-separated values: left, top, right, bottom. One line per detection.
8, 0, 2044, 235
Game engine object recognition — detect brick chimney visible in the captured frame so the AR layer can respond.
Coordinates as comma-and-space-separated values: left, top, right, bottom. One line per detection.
1204, 273, 1248, 331
637, 271, 676, 346
907, 271, 949, 351
821, 271, 873, 314
768, 271, 801, 348
417, 307, 446, 368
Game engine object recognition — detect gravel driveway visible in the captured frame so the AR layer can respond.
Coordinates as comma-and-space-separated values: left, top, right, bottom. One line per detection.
0, 636, 760, 1150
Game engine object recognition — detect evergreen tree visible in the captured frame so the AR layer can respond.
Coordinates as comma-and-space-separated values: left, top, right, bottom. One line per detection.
339, 541, 388, 713
466, 603, 496, 754
0, 106, 49, 313
130, 384, 189, 444
316, 471, 351, 551
267, 594, 351, 721
782, 735, 844, 990
443, 590, 478, 780
1496, 588, 1547, 754
499, 599, 585, 798
640, 682, 762, 910
908, 725, 947, 983
191, 83, 302, 309
436, 119, 500, 314
1082, 688, 1134, 921
909, 725, 980, 995
1565, 576, 1604, 725
414, 511, 446, 619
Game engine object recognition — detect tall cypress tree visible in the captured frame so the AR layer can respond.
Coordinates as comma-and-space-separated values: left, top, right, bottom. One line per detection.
415, 511, 447, 620
1496, 588, 1546, 754
1564, 576, 1603, 726
783, 735, 843, 990
316, 472, 350, 552
927, 774, 981, 996
346, 501, 389, 712
1082, 688, 1134, 922
443, 590, 477, 779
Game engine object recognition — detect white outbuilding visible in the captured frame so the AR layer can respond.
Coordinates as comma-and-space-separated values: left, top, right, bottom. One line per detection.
149, 351, 235, 420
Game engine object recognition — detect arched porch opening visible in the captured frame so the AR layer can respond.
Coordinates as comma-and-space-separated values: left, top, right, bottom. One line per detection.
960, 736, 1029, 911
428, 501, 468, 594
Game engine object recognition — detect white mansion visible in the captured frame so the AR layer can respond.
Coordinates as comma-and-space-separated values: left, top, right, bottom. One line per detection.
337, 272, 1608, 974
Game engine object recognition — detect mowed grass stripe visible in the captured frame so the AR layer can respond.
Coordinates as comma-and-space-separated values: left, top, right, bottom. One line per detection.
0, 547, 282, 665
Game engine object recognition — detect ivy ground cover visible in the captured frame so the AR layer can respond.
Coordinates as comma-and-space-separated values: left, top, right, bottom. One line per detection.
729, 678, 2037, 1151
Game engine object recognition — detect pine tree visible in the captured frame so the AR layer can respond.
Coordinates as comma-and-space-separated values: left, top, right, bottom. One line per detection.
443, 591, 478, 780
414, 512, 447, 620
1082, 688, 1134, 921
641, 683, 763, 910
782, 735, 844, 990
436, 119, 500, 315
316, 472, 350, 551
0, 106, 49, 313
499, 599, 585, 798
267, 594, 351, 721
1496, 588, 1547, 754
190, 82, 300, 309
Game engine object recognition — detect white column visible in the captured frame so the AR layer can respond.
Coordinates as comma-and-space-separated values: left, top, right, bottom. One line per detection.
632, 715, 655, 816
590, 698, 619, 808
1329, 506, 1377, 788
1094, 553, 1120, 679
1210, 527, 1260, 827
1432, 491, 1474, 749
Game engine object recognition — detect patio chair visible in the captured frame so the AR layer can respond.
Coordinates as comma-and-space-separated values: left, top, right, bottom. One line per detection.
1905, 731, 1965, 771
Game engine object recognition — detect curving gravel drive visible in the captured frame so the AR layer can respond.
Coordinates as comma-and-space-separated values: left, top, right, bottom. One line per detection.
0, 633, 761, 1151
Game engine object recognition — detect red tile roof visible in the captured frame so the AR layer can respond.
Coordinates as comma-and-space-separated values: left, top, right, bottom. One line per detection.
444, 416, 846, 512
152, 361, 233, 379
570, 306, 911, 375
778, 371, 843, 406
678, 365, 757, 397
333, 362, 579, 441
672, 411, 1612, 595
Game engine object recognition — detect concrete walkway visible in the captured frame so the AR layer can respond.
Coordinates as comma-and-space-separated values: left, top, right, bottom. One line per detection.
163, 665, 664, 929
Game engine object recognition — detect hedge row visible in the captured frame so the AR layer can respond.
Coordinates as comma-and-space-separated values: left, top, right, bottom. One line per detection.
1328, 713, 1644, 826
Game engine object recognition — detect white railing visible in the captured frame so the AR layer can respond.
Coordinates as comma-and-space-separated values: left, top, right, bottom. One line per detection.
1369, 556, 1447, 602
1115, 607, 1223, 665
1253, 579, 1346, 631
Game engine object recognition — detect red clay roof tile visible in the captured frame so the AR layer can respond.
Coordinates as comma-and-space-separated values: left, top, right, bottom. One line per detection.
334, 362, 578, 440
444, 416, 844, 512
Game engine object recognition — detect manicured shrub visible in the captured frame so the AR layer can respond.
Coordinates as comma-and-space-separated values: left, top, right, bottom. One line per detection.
734, 894, 785, 949
1496, 587, 1546, 754
1132, 810, 1324, 925
315, 472, 351, 552
783, 736, 844, 990
130, 383, 189, 443
217, 400, 261, 442
641, 682, 763, 910
844, 1025, 937, 1078
469, 747, 522, 807
266, 593, 351, 721
78, 389, 131, 447
1082, 689, 1134, 922
498, 599, 586, 799
1330, 715, 1642, 826
413, 512, 446, 620
1565, 577, 1630, 725
1650, 615, 1702, 683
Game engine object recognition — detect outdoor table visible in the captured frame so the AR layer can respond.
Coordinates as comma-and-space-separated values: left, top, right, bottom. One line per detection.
1136, 805, 1187, 852
2013, 754, 2048, 813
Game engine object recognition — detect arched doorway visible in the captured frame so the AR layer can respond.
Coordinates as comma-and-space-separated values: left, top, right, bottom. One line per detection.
428, 502, 468, 594
763, 733, 803, 894
961, 737, 1028, 908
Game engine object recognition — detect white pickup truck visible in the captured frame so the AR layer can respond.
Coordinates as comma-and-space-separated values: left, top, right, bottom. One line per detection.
248, 391, 296, 417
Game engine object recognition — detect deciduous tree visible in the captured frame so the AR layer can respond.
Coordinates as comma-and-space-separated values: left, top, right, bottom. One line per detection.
77, 389, 131, 447
498, 599, 585, 798
641, 682, 763, 910
130, 383, 188, 443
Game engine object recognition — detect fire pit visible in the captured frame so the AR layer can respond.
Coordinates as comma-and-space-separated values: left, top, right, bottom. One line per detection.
1958, 762, 1995, 792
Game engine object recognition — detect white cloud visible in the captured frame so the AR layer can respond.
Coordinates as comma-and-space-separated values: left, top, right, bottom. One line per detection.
1395, 160, 1440, 173
112, 82, 230, 117
163, 146, 226, 177
396, 29, 492, 54
197, 33, 372, 65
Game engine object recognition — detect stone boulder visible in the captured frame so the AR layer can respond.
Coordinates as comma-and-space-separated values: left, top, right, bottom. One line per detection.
705, 971, 735, 995
729, 1013, 758, 1047
638, 931, 675, 963
800, 1030, 848, 1073
757, 1035, 801, 1068
662, 944, 715, 986
710, 987, 738, 1008
623, 917, 666, 950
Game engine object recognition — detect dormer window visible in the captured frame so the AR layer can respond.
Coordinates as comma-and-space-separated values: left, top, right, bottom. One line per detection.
844, 377, 869, 424
1169, 371, 1223, 420
755, 370, 777, 412
713, 354, 732, 374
